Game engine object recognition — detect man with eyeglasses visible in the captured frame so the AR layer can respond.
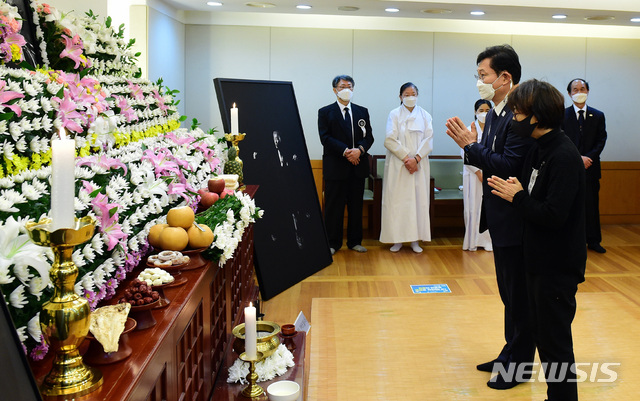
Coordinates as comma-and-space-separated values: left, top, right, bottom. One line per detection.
318, 75, 374, 255
445, 45, 535, 390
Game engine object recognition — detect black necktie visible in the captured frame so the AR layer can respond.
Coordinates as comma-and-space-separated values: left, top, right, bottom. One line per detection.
344, 107, 353, 143
578, 110, 585, 129
577, 110, 585, 149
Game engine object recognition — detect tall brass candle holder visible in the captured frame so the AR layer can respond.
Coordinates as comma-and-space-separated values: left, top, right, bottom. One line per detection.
239, 351, 264, 398
224, 132, 246, 190
25, 216, 103, 397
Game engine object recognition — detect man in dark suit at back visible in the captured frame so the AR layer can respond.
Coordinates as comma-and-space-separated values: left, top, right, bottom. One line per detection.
445, 45, 535, 390
563, 79, 608, 253
318, 75, 374, 255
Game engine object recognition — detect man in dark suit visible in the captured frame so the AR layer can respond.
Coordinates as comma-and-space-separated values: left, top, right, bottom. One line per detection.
445, 45, 535, 390
563, 78, 608, 253
318, 75, 374, 255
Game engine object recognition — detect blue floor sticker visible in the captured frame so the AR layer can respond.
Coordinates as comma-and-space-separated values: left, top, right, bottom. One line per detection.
411, 284, 451, 294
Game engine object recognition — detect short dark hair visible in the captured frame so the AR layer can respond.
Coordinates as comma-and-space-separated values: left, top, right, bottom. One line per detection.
332, 75, 354, 88
476, 44, 521, 84
566, 78, 589, 93
508, 79, 564, 129
399, 82, 418, 96
474, 99, 491, 113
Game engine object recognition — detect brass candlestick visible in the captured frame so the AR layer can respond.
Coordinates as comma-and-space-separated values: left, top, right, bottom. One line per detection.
239, 351, 264, 398
25, 216, 103, 397
224, 132, 246, 190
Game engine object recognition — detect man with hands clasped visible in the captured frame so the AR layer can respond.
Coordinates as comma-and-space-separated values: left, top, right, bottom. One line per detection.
445, 45, 535, 390
318, 75, 374, 255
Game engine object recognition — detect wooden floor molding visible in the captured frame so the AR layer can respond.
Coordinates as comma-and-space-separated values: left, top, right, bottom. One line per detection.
260, 224, 640, 400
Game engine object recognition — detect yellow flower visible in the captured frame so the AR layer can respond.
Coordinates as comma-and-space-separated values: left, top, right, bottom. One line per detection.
10, 44, 21, 62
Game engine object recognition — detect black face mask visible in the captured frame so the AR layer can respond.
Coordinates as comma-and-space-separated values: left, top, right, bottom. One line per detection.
511, 114, 537, 138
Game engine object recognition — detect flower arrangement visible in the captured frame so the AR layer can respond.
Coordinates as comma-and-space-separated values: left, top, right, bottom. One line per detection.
0, 0, 262, 360
227, 344, 295, 384
0, 2, 26, 65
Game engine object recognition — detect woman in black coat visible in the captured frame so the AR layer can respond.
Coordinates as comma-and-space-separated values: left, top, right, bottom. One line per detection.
488, 79, 586, 401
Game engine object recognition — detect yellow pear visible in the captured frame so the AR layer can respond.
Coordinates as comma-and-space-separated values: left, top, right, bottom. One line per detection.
166, 206, 195, 229
187, 223, 214, 249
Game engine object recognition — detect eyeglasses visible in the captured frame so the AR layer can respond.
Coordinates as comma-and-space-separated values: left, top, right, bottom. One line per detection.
474, 73, 494, 82
336, 85, 353, 90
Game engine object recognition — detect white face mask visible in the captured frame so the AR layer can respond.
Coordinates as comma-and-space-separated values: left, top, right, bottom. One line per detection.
402, 96, 417, 108
571, 93, 588, 104
476, 112, 488, 124
337, 88, 353, 102
477, 73, 504, 101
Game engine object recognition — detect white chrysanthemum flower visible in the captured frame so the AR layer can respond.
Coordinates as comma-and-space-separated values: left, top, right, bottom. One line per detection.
91, 233, 105, 255
28, 277, 46, 300
9, 285, 28, 308
82, 243, 96, 262
0, 120, 7, 135
0, 176, 14, 189
12, 263, 33, 284
3, 139, 15, 158
72, 248, 86, 269
81, 273, 95, 292
27, 313, 42, 341
16, 326, 27, 343
20, 181, 42, 201
2, 188, 27, 205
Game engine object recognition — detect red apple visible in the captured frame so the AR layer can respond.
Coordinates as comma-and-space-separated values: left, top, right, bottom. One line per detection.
208, 178, 226, 194
199, 190, 219, 209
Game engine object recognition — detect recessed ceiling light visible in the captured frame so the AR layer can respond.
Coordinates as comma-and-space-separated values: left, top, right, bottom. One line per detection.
207, 1, 223, 6
470, 11, 485, 16
385, 7, 399, 13
552, 14, 567, 19
296, 4, 311, 10
245, 2, 276, 8
631, 17, 640, 22
422, 8, 452, 14
338, 6, 359, 12
584, 15, 615, 21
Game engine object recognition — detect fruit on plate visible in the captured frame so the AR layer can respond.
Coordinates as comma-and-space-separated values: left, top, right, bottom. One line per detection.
138, 268, 175, 286
187, 223, 214, 248
166, 206, 195, 229
118, 279, 160, 306
159, 226, 189, 251
208, 178, 226, 194
148, 223, 169, 248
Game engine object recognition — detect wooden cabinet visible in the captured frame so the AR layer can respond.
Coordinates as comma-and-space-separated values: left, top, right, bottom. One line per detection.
29, 188, 259, 401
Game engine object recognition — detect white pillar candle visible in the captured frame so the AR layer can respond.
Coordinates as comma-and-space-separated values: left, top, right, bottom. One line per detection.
244, 303, 257, 360
51, 130, 76, 231
230, 103, 238, 135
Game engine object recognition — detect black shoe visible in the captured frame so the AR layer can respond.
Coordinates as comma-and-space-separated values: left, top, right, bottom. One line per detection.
477, 359, 500, 372
588, 243, 606, 253
487, 372, 531, 390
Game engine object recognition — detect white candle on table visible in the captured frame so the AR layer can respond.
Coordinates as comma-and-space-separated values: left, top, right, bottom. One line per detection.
230, 103, 239, 135
244, 302, 257, 360
51, 129, 76, 231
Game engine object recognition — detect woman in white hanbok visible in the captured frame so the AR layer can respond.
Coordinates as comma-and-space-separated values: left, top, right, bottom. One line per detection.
461, 99, 493, 251
380, 83, 433, 253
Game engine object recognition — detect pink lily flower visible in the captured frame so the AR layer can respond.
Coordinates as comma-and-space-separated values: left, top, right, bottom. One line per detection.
0, 32, 26, 63
142, 149, 182, 178
164, 132, 193, 146
90, 193, 126, 251
53, 95, 84, 133
152, 90, 169, 115
116, 96, 138, 122
127, 80, 144, 101
59, 34, 90, 69
0, 79, 24, 116
167, 181, 191, 203
77, 155, 128, 174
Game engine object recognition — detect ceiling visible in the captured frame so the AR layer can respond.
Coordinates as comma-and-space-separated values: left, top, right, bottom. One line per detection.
162, 0, 640, 27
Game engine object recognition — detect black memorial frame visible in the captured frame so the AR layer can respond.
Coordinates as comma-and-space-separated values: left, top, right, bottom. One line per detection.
214, 78, 332, 300
0, 288, 43, 401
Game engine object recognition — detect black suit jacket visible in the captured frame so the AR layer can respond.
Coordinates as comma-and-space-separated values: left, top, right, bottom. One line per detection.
465, 106, 534, 247
562, 105, 607, 180
318, 102, 374, 180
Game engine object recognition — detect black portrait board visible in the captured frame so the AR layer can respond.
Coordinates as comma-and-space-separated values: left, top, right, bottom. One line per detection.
0, 288, 43, 401
214, 78, 332, 300
7, 0, 43, 67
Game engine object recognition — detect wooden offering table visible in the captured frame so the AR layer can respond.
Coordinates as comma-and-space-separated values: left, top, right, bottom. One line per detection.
29, 187, 261, 401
